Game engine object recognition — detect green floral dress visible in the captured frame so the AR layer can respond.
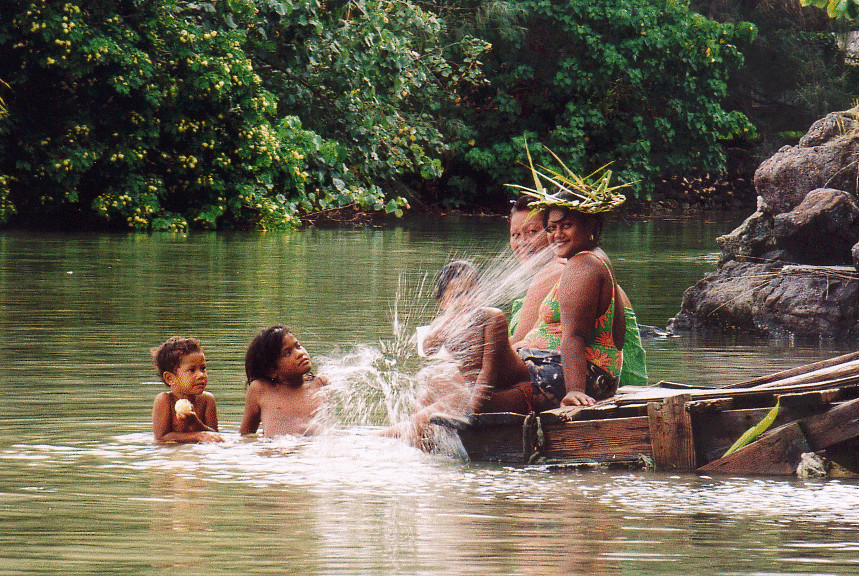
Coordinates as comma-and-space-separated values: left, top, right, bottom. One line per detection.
518, 251, 622, 405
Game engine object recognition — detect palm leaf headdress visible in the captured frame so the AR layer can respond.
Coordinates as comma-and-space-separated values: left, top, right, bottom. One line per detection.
505, 138, 632, 214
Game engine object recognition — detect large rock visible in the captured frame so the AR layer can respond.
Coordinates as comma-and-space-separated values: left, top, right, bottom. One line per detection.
754, 108, 859, 214
667, 260, 859, 340
772, 188, 859, 265
716, 196, 784, 265
671, 107, 859, 341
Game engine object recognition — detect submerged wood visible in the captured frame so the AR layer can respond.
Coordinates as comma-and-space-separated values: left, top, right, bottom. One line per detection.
434, 355, 859, 476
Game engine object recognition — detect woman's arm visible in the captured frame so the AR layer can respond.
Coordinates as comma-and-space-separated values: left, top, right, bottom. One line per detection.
238, 381, 262, 435
556, 257, 605, 406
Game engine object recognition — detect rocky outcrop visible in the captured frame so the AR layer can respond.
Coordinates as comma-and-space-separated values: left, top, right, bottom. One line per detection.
668, 259, 859, 339
754, 109, 859, 214
669, 107, 859, 340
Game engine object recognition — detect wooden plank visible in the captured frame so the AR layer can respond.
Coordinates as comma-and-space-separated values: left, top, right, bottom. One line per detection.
722, 351, 859, 389
691, 407, 773, 466
540, 416, 652, 461
647, 394, 696, 471
614, 377, 859, 407
823, 438, 859, 476
457, 424, 526, 463
697, 422, 812, 475
801, 397, 859, 451
432, 412, 527, 463
696, 397, 859, 475
776, 389, 840, 409
686, 398, 733, 414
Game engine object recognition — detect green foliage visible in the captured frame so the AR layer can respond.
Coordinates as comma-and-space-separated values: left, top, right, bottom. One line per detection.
0, 1, 304, 229
0, 0, 795, 225
445, 0, 757, 202
0, 0, 485, 229
243, 0, 488, 203
800, 0, 859, 19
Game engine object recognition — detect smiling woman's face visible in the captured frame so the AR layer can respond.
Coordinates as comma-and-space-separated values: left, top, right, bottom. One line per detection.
545, 208, 593, 259
509, 209, 549, 263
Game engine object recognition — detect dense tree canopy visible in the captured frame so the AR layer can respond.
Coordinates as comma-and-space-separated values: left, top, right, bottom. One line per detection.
0, 0, 474, 229
441, 0, 758, 204
0, 0, 842, 229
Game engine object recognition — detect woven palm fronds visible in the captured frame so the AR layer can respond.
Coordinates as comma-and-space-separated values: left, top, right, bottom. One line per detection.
505, 138, 633, 214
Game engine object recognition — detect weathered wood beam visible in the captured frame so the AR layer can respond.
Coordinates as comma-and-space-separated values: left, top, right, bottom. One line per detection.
540, 416, 652, 462
647, 394, 697, 471
722, 350, 859, 389
697, 422, 812, 475
697, 397, 859, 475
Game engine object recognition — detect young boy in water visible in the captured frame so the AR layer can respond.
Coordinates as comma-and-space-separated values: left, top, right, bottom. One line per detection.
390, 261, 533, 442
239, 325, 330, 437
151, 336, 224, 444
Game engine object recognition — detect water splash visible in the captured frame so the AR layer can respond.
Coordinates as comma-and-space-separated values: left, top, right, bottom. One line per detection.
313, 247, 543, 448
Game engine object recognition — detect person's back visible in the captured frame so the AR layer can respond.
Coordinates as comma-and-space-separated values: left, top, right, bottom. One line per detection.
454, 306, 530, 396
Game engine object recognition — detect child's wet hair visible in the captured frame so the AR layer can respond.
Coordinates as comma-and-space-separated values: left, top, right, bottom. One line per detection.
245, 325, 293, 384
151, 336, 203, 384
436, 260, 479, 300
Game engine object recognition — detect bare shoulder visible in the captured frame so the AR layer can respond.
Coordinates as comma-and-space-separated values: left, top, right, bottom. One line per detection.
199, 390, 217, 405
482, 307, 510, 329
309, 374, 330, 389
482, 307, 507, 322
153, 390, 171, 406
244, 379, 268, 400
535, 259, 565, 282
565, 251, 606, 277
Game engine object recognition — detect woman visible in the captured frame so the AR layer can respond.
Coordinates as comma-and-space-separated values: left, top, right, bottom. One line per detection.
518, 202, 625, 407
509, 196, 648, 392
508, 196, 565, 345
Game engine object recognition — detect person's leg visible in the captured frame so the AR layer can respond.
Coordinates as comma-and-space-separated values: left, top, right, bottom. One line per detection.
480, 381, 532, 414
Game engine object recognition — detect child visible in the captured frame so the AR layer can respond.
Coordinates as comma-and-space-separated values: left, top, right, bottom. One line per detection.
392, 260, 533, 442
239, 325, 330, 437
151, 336, 224, 444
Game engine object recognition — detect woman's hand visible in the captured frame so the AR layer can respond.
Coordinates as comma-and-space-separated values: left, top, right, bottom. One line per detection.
560, 390, 595, 407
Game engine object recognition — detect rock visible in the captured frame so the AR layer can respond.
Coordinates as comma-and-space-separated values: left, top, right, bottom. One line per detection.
716, 196, 785, 265
799, 108, 859, 147
772, 188, 859, 265
667, 260, 859, 340
672, 107, 859, 341
754, 107, 859, 214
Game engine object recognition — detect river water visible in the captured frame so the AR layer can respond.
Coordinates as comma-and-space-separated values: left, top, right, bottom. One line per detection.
2, 214, 859, 575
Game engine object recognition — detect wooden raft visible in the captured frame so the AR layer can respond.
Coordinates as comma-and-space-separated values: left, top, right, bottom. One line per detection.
432, 351, 859, 477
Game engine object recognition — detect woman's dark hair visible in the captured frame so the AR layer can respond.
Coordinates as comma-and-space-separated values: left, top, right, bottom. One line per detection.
245, 325, 292, 383
541, 206, 605, 246
435, 260, 479, 300
151, 336, 203, 384
510, 195, 535, 213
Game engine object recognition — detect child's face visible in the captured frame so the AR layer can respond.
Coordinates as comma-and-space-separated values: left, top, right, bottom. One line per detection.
270, 333, 312, 382
439, 276, 478, 312
164, 351, 208, 397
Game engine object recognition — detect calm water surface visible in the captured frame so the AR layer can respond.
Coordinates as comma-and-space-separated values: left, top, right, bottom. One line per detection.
2, 214, 859, 575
